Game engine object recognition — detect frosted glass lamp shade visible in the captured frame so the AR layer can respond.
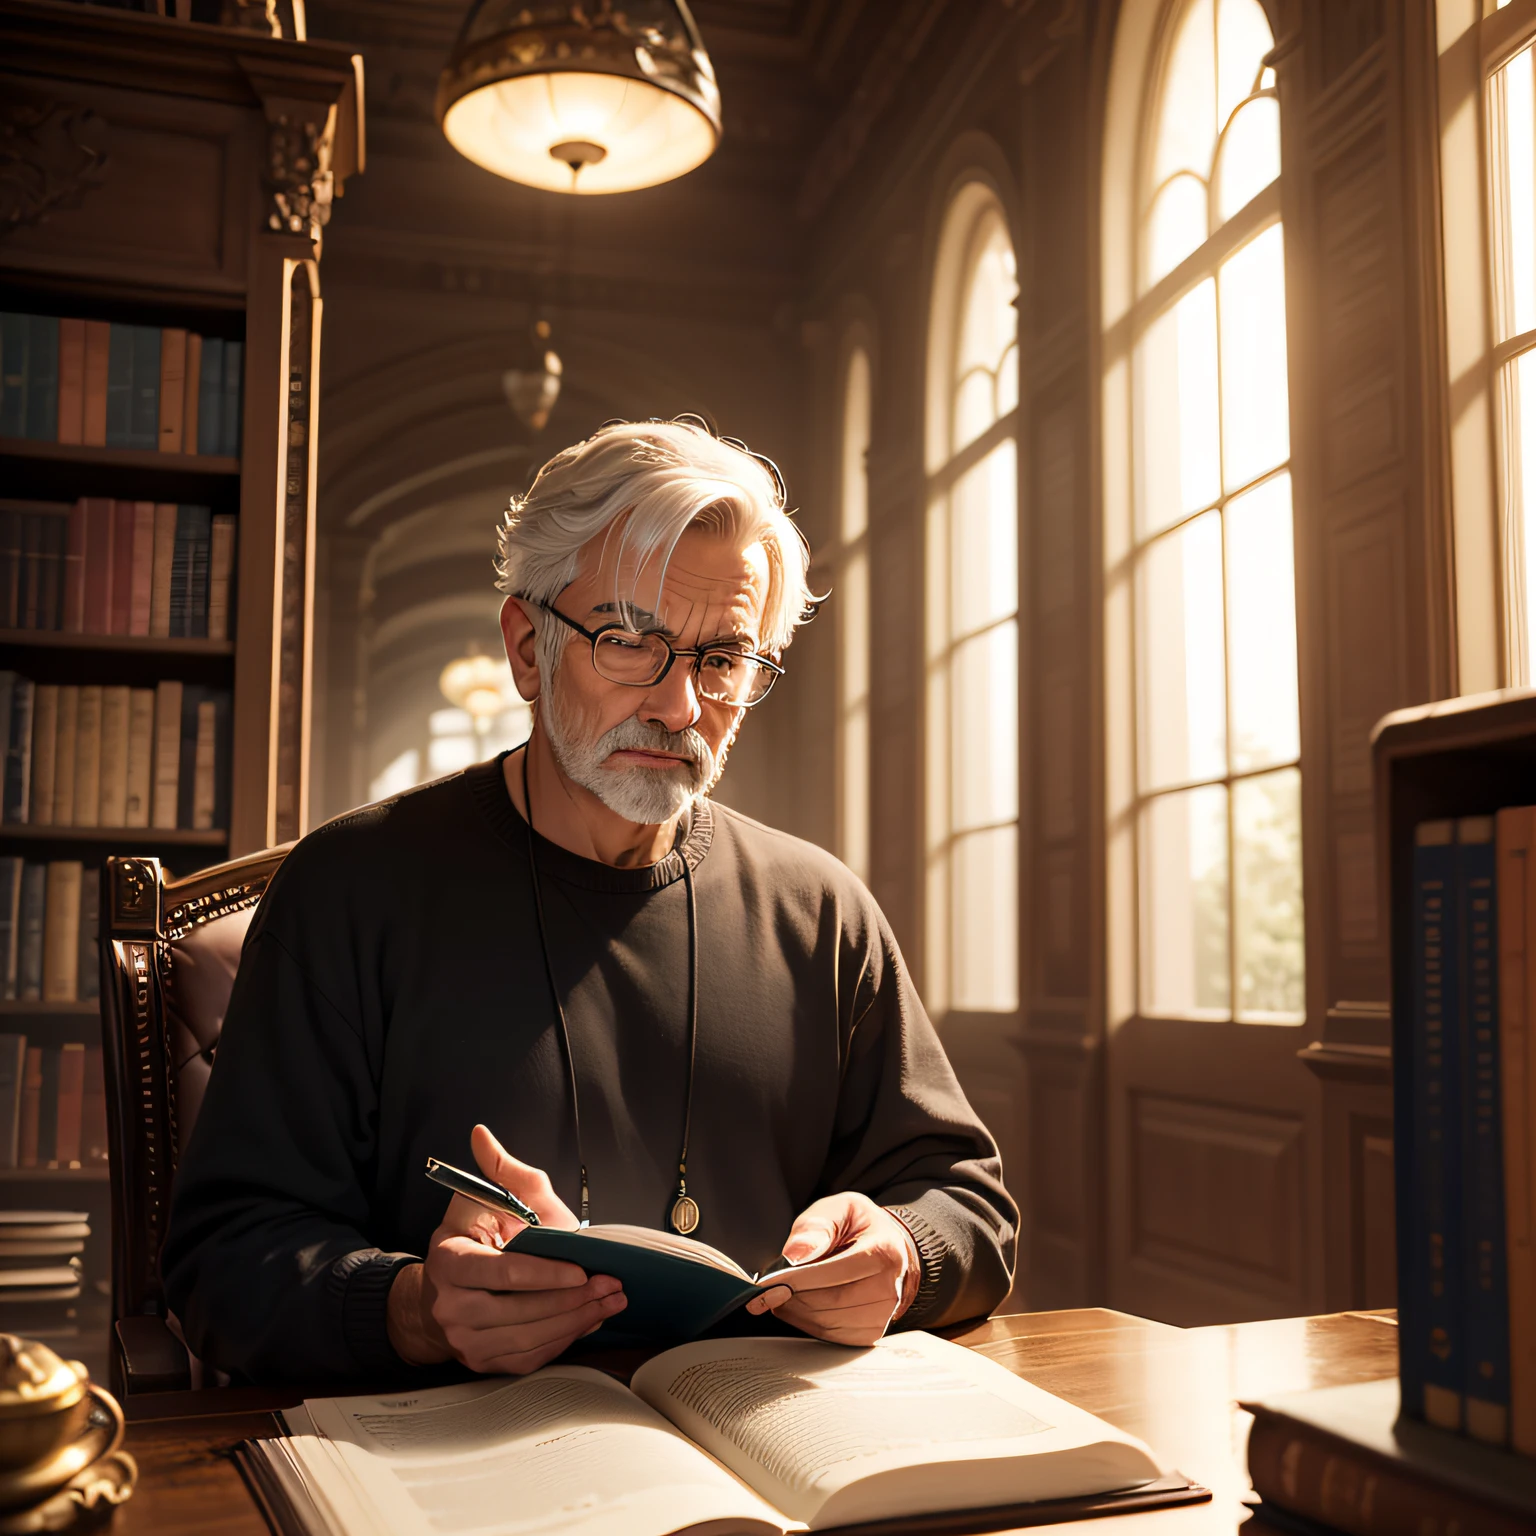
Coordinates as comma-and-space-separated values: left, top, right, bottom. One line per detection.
438, 1, 721, 195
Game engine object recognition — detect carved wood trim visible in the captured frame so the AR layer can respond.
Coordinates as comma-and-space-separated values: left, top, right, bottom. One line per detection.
0, 95, 109, 240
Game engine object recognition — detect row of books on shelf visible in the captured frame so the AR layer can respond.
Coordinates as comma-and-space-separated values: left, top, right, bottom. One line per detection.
0, 313, 242, 457
0, 1211, 91, 1311
0, 500, 234, 639
0, 859, 98, 1004
0, 1039, 106, 1172
1402, 810, 1536, 1462
0, 676, 231, 832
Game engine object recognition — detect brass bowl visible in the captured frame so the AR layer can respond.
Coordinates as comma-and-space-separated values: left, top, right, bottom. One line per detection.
0, 1336, 92, 1475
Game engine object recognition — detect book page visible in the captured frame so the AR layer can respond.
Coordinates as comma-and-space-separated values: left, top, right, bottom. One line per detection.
295, 1366, 790, 1536
631, 1331, 1164, 1529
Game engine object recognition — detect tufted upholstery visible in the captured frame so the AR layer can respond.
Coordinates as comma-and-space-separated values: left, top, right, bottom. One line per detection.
100, 844, 291, 1396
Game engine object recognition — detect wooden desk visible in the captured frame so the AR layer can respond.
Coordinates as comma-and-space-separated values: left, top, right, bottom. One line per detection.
106, 1307, 1400, 1534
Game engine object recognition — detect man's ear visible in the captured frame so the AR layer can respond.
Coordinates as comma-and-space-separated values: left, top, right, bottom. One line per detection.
499, 595, 541, 703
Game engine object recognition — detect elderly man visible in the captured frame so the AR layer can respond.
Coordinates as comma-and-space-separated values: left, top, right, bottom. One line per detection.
163, 418, 1017, 1384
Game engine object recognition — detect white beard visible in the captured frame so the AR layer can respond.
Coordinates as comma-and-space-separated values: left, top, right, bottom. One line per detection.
541, 671, 733, 825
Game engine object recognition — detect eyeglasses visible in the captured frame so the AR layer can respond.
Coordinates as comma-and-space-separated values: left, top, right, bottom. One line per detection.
521, 598, 784, 707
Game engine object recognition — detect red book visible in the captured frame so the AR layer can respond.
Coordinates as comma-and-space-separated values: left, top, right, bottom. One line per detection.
62, 500, 86, 633
82, 321, 109, 447
57, 319, 85, 445
109, 500, 135, 635
80, 497, 114, 636
17, 1045, 41, 1168
129, 501, 154, 635
81, 1046, 107, 1166
53, 1042, 84, 1168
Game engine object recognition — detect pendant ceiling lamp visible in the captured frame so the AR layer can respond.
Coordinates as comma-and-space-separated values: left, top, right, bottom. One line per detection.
437, 1, 722, 196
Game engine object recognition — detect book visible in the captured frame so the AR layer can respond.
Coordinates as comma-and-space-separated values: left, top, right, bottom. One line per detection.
131, 325, 161, 451
62, 501, 84, 633
42, 862, 81, 1003
243, 1331, 1195, 1536
52, 688, 77, 827
124, 688, 154, 829
98, 684, 130, 826
191, 696, 217, 830
104, 323, 134, 448
18, 515, 41, 631
18, 866, 44, 1002
178, 687, 229, 832
1244, 1377, 1536, 1536
1458, 817, 1509, 1446
0, 1033, 24, 1168
57, 318, 84, 446
80, 1046, 106, 1165
1405, 820, 1462, 1429
1498, 806, 1536, 1457
53, 1043, 84, 1168
30, 685, 57, 828
80, 497, 113, 636
183, 332, 202, 453
25, 316, 58, 443
0, 510, 18, 627
197, 338, 224, 456
171, 505, 212, 637
35, 1045, 58, 1166
0, 314, 26, 438
110, 499, 135, 635
223, 339, 243, 458
0, 858, 21, 1000
158, 327, 187, 453
149, 502, 176, 638
17, 1046, 42, 1167
129, 500, 155, 635
208, 514, 236, 641
77, 871, 99, 1005
151, 679, 183, 829
2, 675, 33, 824
39, 513, 65, 632
82, 320, 109, 447
72, 685, 101, 829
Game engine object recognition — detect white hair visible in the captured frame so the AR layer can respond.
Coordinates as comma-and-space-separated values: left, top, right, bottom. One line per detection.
494, 417, 813, 655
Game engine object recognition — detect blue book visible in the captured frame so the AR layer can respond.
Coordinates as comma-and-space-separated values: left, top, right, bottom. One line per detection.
25, 316, 57, 442
0, 314, 28, 439
130, 326, 161, 450
222, 339, 243, 458
197, 337, 224, 455
2, 677, 33, 826
1460, 817, 1511, 1445
1404, 819, 1463, 1428
105, 323, 135, 446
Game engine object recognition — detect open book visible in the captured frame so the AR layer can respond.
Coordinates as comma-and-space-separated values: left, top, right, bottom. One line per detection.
505, 1223, 766, 1340
237, 1331, 1207, 1536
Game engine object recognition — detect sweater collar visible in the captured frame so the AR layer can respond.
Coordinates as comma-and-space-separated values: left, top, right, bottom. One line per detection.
467, 752, 714, 894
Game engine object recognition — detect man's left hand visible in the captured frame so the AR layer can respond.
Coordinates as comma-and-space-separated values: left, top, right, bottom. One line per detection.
746, 1193, 919, 1345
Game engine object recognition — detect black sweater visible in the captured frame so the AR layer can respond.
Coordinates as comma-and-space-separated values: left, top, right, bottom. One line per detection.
161, 756, 1018, 1382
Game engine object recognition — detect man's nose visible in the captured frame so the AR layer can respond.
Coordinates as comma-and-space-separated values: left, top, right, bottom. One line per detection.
642, 657, 703, 734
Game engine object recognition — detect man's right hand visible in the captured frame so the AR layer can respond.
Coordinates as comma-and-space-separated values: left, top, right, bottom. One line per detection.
387, 1123, 626, 1374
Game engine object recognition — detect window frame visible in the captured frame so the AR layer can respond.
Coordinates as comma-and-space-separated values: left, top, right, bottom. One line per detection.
923, 180, 1023, 1021
1104, 0, 1307, 1030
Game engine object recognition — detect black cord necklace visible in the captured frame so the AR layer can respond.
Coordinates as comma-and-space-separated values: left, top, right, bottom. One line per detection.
521, 749, 702, 1235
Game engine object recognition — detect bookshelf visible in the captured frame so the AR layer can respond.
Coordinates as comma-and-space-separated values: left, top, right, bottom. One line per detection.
0, 0, 361, 1359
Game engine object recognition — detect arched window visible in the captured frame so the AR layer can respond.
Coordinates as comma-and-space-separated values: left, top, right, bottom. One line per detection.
1487, 5, 1536, 680
1106, 0, 1304, 1024
925, 186, 1019, 1016
834, 344, 872, 879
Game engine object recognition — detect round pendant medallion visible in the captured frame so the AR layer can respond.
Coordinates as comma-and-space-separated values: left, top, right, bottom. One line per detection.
670, 1195, 700, 1235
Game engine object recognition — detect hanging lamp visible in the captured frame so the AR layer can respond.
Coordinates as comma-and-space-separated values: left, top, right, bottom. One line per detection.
437, 1, 722, 196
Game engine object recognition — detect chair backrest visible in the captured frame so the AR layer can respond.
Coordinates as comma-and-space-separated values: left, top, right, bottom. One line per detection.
100, 844, 290, 1391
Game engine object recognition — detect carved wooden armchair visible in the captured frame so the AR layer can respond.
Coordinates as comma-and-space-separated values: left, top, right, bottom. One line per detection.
100, 845, 291, 1398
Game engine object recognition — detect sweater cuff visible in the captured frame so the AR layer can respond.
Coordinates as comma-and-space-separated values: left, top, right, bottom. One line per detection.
883, 1205, 948, 1330
331, 1249, 421, 1375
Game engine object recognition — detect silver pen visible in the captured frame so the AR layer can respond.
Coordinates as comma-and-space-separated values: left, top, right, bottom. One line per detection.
425, 1157, 541, 1226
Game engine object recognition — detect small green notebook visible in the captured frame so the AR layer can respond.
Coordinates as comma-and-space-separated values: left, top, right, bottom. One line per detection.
507, 1223, 768, 1341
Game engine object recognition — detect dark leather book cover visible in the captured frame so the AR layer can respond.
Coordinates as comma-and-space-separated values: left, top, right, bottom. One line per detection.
104, 323, 134, 448
110, 500, 136, 636
186, 504, 212, 638
197, 337, 224, 456
0, 1032, 24, 1168
16, 1045, 41, 1167
4, 677, 34, 824
25, 316, 58, 443
222, 339, 243, 458
130, 325, 161, 451
35, 1043, 59, 1169
0, 509, 20, 630
39, 512, 65, 633
62, 500, 85, 633
0, 314, 26, 439
18, 514, 41, 631
77, 866, 99, 1003
80, 498, 114, 636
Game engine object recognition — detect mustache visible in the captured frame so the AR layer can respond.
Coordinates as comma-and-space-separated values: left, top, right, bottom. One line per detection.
596, 717, 713, 772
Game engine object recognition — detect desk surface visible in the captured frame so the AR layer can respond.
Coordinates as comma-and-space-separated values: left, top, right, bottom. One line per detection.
109, 1306, 1400, 1534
